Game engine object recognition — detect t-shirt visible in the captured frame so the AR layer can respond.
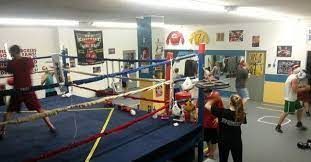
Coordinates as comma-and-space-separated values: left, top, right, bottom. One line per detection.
284, 74, 297, 101
7, 57, 34, 89
44, 73, 56, 93
211, 107, 245, 142
211, 66, 220, 78
203, 97, 224, 128
236, 66, 249, 88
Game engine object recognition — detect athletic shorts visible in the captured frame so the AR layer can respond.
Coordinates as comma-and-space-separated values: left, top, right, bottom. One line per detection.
8, 92, 41, 112
204, 128, 218, 144
236, 88, 250, 100
46, 91, 58, 97
284, 100, 302, 113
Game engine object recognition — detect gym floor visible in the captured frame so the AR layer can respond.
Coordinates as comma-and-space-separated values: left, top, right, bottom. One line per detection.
204, 99, 311, 162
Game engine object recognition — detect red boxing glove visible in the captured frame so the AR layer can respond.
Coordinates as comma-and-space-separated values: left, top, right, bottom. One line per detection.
7, 78, 14, 86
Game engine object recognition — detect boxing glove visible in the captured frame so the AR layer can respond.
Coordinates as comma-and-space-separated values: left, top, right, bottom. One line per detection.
7, 78, 14, 86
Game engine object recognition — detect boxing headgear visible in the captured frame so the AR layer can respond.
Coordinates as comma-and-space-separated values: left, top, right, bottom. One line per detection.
297, 70, 307, 79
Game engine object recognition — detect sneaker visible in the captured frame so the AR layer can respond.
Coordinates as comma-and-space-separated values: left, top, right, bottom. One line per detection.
297, 142, 311, 149
0, 130, 6, 140
296, 122, 307, 131
275, 125, 283, 133
306, 112, 310, 117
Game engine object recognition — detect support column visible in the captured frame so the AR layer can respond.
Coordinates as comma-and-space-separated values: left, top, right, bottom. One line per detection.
197, 43, 205, 162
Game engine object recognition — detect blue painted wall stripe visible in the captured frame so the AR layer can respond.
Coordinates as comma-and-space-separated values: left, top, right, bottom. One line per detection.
265, 74, 288, 83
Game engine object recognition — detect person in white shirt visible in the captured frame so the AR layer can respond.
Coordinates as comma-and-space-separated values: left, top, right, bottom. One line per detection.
275, 67, 311, 133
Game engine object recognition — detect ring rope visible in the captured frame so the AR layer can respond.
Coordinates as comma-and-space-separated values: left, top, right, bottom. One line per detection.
0, 56, 52, 63
63, 55, 166, 63
23, 104, 168, 162
0, 80, 171, 126
0, 70, 54, 79
67, 69, 165, 82
72, 85, 166, 103
0, 60, 170, 96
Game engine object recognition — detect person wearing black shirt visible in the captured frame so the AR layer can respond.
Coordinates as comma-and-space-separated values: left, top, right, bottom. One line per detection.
205, 94, 246, 162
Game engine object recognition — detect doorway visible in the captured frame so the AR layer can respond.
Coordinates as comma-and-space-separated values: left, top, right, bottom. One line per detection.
246, 50, 266, 102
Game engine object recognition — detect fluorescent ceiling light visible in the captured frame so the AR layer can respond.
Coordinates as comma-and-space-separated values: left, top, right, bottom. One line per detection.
92, 21, 180, 29
0, 18, 79, 26
125, 0, 226, 13
229, 7, 300, 21
92, 21, 137, 28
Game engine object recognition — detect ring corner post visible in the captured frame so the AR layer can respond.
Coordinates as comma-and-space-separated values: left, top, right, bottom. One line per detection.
197, 43, 205, 162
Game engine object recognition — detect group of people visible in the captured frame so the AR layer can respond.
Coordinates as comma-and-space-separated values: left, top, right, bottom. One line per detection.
201, 58, 311, 161
201, 59, 249, 162
1, 44, 310, 162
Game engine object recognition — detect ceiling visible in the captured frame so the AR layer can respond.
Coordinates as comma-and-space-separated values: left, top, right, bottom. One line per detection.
0, 0, 311, 25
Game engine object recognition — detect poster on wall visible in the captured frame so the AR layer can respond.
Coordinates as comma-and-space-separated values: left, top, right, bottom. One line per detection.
229, 30, 243, 42
252, 36, 260, 47
155, 85, 163, 97
93, 66, 101, 73
0, 48, 38, 75
246, 51, 265, 76
108, 48, 115, 54
189, 30, 209, 45
216, 33, 224, 41
155, 38, 164, 58
74, 30, 104, 65
166, 31, 185, 45
69, 58, 76, 67
277, 60, 301, 74
277, 46, 292, 57
141, 47, 150, 73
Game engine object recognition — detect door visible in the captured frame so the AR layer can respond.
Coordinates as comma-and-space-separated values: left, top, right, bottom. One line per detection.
246, 50, 266, 102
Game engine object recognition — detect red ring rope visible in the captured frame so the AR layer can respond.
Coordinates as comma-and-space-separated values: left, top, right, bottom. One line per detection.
24, 104, 168, 162
73, 85, 167, 104
124, 95, 167, 103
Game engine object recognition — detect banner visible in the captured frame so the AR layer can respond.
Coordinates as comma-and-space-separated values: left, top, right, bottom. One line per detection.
0, 48, 38, 75
74, 31, 104, 65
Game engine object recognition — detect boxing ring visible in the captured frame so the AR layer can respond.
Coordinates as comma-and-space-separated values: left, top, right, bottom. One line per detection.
0, 95, 200, 162
0, 46, 211, 162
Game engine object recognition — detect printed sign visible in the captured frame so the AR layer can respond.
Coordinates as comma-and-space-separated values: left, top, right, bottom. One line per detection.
74, 31, 104, 65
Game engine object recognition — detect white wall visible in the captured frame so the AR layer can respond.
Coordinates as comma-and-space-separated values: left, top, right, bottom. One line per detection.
164, 21, 311, 75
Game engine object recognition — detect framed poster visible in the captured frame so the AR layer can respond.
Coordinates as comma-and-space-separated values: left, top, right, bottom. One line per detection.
277, 46, 292, 57
216, 33, 224, 41
246, 51, 266, 76
108, 48, 115, 54
277, 60, 301, 74
74, 30, 104, 65
93, 66, 101, 73
69, 58, 76, 67
229, 30, 243, 42
252, 36, 260, 47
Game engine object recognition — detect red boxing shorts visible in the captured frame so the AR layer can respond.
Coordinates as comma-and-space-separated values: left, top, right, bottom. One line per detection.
8, 92, 42, 112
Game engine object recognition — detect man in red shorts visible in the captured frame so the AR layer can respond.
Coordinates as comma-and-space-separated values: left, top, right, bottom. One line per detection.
0, 45, 56, 139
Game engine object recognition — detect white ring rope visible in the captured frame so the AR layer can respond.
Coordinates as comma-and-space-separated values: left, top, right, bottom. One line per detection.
0, 80, 171, 126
